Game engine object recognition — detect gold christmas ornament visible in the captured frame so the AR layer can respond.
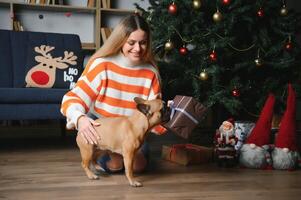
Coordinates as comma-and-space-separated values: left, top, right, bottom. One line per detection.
280, 6, 288, 16
199, 71, 208, 81
192, 0, 201, 10
164, 40, 174, 51
255, 58, 263, 67
213, 10, 223, 22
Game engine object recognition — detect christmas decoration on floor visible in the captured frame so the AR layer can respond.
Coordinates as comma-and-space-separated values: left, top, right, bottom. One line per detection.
162, 144, 213, 165
163, 95, 207, 139
214, 118, 238, 167
239, 94, 275, 169
234, 121, 255, 151
135, 0, 301, 117
271, 84, 300, 170
239, 84, 300, 170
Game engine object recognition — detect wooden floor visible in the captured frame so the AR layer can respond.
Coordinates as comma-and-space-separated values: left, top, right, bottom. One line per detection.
1, 126, 301, 200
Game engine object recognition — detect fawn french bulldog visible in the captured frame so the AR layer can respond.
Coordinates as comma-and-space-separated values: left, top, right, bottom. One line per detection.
76, 97, 170, 187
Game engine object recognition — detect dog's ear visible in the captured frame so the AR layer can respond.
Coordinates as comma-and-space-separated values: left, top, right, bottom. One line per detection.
136, 103, 151, 116
134, 97, 146, 104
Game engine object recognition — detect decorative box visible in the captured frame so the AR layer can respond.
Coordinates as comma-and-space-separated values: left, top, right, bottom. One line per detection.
234, 120, 255, 150
161, 144, 213, 165
163, 95, 207, 139
234, 121, 255, 140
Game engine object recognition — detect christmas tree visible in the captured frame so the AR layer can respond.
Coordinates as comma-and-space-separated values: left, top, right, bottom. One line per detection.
136, 0, 301, 119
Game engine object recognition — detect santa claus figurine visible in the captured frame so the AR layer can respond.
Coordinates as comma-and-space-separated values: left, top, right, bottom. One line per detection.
239, 94, 275, 169
214, 118, 238, 167
271, 84, 301, 170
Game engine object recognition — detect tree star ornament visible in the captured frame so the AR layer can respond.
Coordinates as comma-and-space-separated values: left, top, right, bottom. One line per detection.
192, 0, 201, 10
213, 10, 223, 22
168, 2, 177, 15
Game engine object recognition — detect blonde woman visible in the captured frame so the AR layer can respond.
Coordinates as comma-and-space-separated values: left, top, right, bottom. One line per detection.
61, 15, 165, 173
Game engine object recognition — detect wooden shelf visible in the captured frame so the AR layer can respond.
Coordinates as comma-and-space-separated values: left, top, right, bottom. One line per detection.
0, 0, 138, 53
81, 42, 96, 50
100, 8, 134, 14
14, 3, 97, 13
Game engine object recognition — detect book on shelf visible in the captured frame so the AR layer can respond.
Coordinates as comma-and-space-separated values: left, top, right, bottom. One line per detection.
87, 0, 95, 8
101, 0, 110, 8
101, 27, 112, 43
13, 21, 18, 31
13, 20, 24, 32
54, 0, 64, 5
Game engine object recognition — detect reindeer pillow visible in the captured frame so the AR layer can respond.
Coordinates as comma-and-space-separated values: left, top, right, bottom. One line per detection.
25, 44, 83, 89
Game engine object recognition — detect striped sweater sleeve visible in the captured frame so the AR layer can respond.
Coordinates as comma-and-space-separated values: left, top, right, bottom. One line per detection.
61, 59, 102, 129
148, 65, 168, 135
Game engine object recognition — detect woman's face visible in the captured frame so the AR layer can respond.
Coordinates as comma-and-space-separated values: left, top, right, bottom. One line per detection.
122, 29, 148, 65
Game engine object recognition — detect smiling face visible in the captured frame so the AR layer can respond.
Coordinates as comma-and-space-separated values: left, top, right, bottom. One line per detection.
122, 29, 148, 65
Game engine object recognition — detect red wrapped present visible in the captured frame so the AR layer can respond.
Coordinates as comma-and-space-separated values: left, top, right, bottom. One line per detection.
163, 95, 207, 138
161, 144, 213, 165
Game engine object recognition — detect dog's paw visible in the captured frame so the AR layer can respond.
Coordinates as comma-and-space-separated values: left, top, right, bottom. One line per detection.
86, 172, 99, 180
130, 181, 142, 187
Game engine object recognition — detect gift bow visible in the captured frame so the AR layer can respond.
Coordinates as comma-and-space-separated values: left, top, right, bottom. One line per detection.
169, 100, 199, 124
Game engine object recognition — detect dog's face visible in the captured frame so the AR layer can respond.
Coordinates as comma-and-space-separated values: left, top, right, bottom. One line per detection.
134, 97, 170, 127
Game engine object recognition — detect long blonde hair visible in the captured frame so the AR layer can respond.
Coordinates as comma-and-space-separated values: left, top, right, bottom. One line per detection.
87, 15, 154, 67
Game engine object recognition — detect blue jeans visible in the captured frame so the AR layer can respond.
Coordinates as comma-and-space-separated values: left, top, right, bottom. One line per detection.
96, 142, 150, 173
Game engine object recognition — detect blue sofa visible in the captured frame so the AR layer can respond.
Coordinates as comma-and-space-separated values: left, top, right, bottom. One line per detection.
0, 30, 83, 128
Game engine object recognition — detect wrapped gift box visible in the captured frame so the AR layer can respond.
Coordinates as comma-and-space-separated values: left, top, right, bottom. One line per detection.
163, 95, 207, 139
161, 144, 213, 165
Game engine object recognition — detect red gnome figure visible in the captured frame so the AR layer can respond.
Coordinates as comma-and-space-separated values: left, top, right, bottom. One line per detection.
271, 84, 301, 170
239, 94, 275, 169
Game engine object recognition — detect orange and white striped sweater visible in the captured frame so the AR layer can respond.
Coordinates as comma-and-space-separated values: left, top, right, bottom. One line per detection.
61, 52, 166, 134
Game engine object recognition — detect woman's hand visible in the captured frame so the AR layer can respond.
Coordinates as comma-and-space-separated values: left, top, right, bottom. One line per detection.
77, 115, 101, 144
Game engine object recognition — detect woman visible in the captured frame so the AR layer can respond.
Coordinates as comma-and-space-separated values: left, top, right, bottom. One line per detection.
61, 14, 165, 173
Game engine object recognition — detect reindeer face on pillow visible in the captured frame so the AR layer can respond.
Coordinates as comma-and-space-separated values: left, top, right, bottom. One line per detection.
25, 45, 81, 89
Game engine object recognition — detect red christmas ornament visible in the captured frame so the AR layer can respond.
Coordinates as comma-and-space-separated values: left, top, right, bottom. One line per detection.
168, 2, 177, 15
232, 89, 240, 97
179, 46, 188, 55
209, 50, 217, 61
222, 0, 231, 5
257, 8, 264, 17
285, 42, 293, 51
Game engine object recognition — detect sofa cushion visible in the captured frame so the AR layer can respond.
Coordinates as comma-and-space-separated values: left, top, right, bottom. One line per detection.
0, 88, 68, 103
4, 30, 83, 89
0, 104, 65, 120
25, 44, 82, 89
